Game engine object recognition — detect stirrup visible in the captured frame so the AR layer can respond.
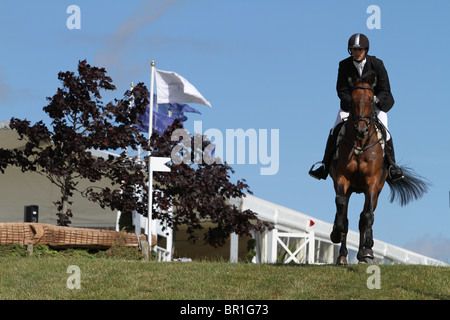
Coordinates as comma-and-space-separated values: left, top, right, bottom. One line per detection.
388, 164, 404, 182
309, 162, 327, 180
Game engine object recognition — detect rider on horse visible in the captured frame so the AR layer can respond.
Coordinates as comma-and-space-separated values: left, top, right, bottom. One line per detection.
309, 33, 404, 182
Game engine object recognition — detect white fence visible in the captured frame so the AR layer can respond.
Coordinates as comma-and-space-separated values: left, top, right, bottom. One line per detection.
230, 195, 448, 266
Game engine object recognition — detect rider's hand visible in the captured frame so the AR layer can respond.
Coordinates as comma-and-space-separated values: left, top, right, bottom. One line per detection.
374, 95, 380, 105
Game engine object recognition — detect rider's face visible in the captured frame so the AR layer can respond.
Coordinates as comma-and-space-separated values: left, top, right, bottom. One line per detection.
351, 48, 367, 62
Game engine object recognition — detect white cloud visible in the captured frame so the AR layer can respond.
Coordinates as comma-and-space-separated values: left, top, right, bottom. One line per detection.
95, 0, 180, 69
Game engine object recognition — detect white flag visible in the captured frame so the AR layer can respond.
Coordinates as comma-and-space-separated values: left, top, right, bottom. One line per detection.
155, 69, 212, 108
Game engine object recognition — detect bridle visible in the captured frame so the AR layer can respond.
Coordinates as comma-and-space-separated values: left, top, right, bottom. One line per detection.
343, 84, 382, 156
350, 85, 376, 137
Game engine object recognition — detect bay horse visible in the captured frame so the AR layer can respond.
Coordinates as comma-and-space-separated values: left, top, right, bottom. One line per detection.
329, 72, 429, 264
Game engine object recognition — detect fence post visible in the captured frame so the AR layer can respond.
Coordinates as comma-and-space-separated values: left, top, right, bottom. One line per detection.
308, 231, 315, 264
230, 232, 238, 263
268, 228, 278, 263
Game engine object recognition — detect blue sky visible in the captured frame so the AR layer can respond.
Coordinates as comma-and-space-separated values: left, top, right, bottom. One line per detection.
0, 0, 449, 262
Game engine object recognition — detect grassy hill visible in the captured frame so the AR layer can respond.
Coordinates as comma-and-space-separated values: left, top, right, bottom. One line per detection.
0, 248, 448, 300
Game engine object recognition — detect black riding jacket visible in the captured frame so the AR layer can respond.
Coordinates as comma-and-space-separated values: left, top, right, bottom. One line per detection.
336, 55, 395, 113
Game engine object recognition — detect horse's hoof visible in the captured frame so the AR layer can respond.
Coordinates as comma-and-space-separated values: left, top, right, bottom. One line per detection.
330, 229, 344, 244
358, 259, 369, 264
357, 248, 374, 261
336, 256, 348, 265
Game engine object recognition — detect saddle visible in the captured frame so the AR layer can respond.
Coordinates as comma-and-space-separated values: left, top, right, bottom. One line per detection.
334, 118, 386, 160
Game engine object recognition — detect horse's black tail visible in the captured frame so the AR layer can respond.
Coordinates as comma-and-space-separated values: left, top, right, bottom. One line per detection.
386, 166, 430, 206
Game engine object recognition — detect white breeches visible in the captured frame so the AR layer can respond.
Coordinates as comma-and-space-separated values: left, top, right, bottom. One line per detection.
332, 106, 390, 141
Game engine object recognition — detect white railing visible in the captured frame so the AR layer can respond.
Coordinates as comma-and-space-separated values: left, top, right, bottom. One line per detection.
230, 195, 448, 266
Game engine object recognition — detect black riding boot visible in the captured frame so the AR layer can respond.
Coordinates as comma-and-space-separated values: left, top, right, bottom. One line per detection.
309, 125, 341, 180
385, 138, 404, 182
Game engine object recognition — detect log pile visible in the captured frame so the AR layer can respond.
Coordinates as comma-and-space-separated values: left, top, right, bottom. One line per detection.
0, 223, 153, 248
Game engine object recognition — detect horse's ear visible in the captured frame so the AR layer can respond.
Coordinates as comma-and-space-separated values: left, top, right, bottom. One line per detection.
365, 71, 377, 88
367, 72, 377, 87
350, 74, 359, 87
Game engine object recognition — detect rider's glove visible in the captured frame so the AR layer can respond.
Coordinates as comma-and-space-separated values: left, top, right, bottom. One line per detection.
374, 95, 380, 105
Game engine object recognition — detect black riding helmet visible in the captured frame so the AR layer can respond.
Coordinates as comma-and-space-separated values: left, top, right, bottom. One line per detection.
348, 33, 369, 55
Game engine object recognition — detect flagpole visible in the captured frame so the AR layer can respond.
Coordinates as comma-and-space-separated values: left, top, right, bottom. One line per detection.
149, 61, 155, 143
147, 61, 156, 258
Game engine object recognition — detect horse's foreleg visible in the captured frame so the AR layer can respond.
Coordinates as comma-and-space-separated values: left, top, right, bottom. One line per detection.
358, 210, 374, 261
336, 192, 350, 265
331, 177, 350, 239
331, 194, 348, 244
357, 187, 379, 262
331, 177, 351, 264
337, 221, 349, 265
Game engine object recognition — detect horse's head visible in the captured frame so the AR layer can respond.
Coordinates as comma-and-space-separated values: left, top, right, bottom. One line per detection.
351, 71, 377, 140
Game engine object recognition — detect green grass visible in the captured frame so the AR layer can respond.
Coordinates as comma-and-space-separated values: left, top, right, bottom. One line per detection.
0, 250, 448, 300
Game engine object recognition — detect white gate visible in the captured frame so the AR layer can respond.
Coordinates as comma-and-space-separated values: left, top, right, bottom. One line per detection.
272, 230, 315, 264
132, 210, 173, 262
